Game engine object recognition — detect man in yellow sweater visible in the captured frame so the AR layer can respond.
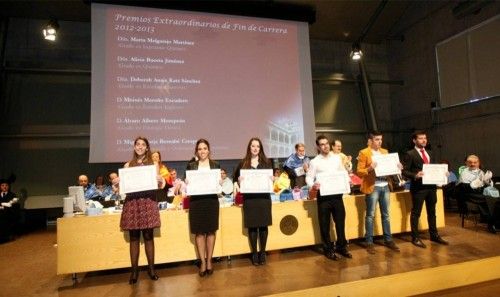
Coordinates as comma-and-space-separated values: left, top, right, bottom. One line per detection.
357, 131, 400, 254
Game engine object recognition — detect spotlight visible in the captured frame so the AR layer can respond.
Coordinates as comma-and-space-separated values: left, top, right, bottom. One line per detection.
43, 19, 59, 41
350, 43, 362, 61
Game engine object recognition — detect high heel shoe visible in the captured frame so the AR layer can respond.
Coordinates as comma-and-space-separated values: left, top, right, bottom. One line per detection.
199, 261, 207, 277
258, 251, 266, 265
129, 268, 139, 285
147, 269, 159, 281
251, 253, 259, 266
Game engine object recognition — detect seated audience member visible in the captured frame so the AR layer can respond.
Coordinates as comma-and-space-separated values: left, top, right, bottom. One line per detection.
78, 174, 99, 200
331, 139, 353, 172
94, 175, 109, 198
167, 168, 186, 198
0, 179, 20, 243
151, 150, 173, 186
273, 168, 290, 194
104, 172, 122, 200
456, 155, 497, 233
283, 143, 310, 188
220, 168, 233, 196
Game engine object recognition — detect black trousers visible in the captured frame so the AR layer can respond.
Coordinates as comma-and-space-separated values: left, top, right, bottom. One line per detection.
410, 188, 438, 239
316, 193, 347, 251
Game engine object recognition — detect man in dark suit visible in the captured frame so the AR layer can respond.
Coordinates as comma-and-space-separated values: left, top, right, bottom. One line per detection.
402, 131, 448, 248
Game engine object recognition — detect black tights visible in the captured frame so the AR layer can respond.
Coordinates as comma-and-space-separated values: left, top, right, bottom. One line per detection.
248, 227, 268, 254
129, 229, 155, 273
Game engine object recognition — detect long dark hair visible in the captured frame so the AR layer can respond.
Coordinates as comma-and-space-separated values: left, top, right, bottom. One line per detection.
240, 137, 271, 169
129, 136, 153, 166
194, 138, 211, 160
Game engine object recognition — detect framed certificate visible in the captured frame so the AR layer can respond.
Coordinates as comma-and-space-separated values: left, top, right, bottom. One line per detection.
316, 170, 351, 196
240, 169, 273, 193
186, 169, 221, 195
118, 165, 158, 194
372, 153, 401, 177
422, 164, 448, 185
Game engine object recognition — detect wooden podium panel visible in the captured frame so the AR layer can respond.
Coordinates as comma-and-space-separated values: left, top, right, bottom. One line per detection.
57, 190, 444, 275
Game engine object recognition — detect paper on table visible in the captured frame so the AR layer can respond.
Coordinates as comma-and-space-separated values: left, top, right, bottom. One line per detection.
240, 169, 273, 193
372, 153, 401, 177
186, 169, 221, 195
118, 165, 158, 194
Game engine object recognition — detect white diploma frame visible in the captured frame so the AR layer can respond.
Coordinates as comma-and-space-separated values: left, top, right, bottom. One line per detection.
316, 170, 351, 196
422, 164, 448, 185
372, 153, 402, 177
240, 169, 273, 193
118, 165, 158, 194
186, 169, 221, 195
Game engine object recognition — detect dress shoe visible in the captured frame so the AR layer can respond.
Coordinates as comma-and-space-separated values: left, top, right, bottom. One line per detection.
337, 248, 352, 259
324, 250, 339, 261
366, 243, 376, 254
384, 240, 400, 252
258, 251, 267, 265
147, 270, 159, 281
129, 268, 139, 284
251, 253, 260, 266
198, 270, 207, 277
206, 269, 214, 275
430, 236, 449, 245
487, 224, 497, 234
412, 238, 426, 248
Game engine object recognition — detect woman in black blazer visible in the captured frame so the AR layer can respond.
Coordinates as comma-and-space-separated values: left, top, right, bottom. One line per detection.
186, 139, 220, 276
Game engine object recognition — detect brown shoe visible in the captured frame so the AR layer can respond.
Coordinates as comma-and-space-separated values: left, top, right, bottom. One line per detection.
384, 241, 400, 252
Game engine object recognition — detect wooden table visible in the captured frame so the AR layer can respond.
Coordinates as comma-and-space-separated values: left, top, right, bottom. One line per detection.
57, 190, 445, 275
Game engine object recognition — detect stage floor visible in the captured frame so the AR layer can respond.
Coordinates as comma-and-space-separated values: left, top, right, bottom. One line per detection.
0, 211, 498, 296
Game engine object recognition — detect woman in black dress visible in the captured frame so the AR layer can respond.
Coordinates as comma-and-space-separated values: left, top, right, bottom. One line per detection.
234, 137, 273, 265
119, 136, 166, 284
186, 139, 220, 276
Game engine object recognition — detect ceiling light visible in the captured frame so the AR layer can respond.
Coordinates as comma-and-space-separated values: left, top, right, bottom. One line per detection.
43, 19, 59, 41
350, 43, 362, 61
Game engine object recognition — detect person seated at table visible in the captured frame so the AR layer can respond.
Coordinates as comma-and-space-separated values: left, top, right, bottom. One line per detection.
151, 150, 173, 186
331, 139, 353, 172
273, 168, 290, 194
220, 168, 233, 197
94, 175, 109, 198
456, 154, 497, 233
168, 168, 186, 198
0, 178, 20, 243
103, 172, 122, 201
78, 174, 100, 200
283, 143, 310, 188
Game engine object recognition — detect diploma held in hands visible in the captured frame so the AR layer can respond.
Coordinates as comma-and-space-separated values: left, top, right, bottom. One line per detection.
422, 164, 448, 185
316, 170, 351, 196
119, 165, 158, 194
240, 169, 273, 193
372, 153, 401, 177
186, 169, 221, 195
